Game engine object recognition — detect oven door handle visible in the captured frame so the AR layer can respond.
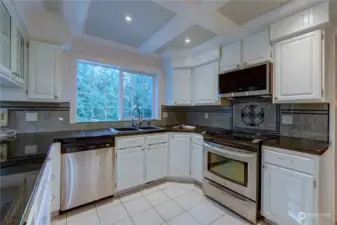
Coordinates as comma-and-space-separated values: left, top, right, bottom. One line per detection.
204, 142, 256, 158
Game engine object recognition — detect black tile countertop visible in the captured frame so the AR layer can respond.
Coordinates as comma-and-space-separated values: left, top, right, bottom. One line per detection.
262, 136, 330, 156
0, 126, 330, 225
0, 128, 119, 225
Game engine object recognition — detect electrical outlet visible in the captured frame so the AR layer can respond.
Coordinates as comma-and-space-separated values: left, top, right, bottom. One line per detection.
0, 109, 8, 127
281, 115, 293, 125
26, 112, 38, 122
162, 112, 168, 118
204, 113, 208, 119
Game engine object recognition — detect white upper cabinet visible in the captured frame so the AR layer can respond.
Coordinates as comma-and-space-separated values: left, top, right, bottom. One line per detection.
270, 2, 329, 42
169, 134, 191, 177
0, 0, 26, 88
145, 143, 168, 182
193, 61, 219, 105
172, 69, 192, 105
28, 40, 62, 101
116, 147, 145, 191
242, 30, 270, 66
273, 30, 323, 103
220, 41, 241, 72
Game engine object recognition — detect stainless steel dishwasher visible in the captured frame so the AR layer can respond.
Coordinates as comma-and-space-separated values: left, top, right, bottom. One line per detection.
60, 137, 115, 211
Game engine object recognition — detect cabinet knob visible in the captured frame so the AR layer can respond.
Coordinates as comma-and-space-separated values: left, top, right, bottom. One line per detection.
54, 95, 58, 99
274, 96, 278, 100
243, 62, 247, 66
236, 65, 240, 68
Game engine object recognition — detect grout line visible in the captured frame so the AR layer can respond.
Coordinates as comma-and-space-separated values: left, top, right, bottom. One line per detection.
94, 206, 103, 225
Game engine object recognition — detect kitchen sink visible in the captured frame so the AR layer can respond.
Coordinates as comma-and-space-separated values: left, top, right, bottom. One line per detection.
113, 127, 139, 132
139, 126, 161, 130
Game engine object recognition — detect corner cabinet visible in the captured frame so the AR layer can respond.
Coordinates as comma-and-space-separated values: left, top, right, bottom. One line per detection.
28, 40, 62, 101
193, 61, 219, 105
273, 30, 324, 103
168, 134, 191, 177
172, 69, 192, 105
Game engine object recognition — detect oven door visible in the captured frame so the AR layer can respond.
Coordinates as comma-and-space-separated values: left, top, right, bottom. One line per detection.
203, 142, 257, 201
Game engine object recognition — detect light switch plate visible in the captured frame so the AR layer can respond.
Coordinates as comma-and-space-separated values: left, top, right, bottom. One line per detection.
162, 112, 168, 118
0, 109, 8, 127
204, 113, 208, 119
281, 115, 293, 125
25, 145, 37, 155
26, 112, 38, 122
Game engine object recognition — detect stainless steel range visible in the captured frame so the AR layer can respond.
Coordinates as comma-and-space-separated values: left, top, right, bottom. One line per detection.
202, 131, 274, 223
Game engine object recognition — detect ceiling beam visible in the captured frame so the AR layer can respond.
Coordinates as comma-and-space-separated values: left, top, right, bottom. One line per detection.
61, 0, 91, 36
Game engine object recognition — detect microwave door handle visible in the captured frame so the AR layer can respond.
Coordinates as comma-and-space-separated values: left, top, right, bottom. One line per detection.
204, 142, 256, 158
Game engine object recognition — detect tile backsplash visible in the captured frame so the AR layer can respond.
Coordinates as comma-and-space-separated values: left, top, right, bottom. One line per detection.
1, 101, 330, 142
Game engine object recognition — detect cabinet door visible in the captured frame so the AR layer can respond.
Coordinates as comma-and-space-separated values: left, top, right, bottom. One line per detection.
191, 143, 203, 183
262, 163, 315, 225
194, 62, 219, 105
146, 143, 168, 182
220, 41, 241, 72
49, 143, 61, 214
274, 30, 322, 103
0, 2, 11, 70
242, 30, 270, 66
169, 134, 191, 177
116, 147, 144, 191
172, 69, 192, 105
28, 40, 61, 100
95, 148, 113, 199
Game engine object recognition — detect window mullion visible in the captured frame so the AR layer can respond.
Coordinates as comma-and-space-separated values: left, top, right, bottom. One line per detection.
119, 70, 124, 120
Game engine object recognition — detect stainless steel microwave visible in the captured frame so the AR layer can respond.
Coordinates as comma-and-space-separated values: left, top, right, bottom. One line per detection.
218, 63, 272, 98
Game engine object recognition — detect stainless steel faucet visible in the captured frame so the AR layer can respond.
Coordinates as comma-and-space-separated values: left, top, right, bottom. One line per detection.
132, 107, 141, 128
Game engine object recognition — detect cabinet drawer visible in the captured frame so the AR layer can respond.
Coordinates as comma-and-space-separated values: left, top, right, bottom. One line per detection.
263, 149, 315, 174
116, 136, 145, 149
146, 133, 168, 145
193, 135, 203, 146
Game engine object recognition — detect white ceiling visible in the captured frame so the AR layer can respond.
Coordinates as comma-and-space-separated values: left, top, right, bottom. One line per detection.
15, 0, 330, 58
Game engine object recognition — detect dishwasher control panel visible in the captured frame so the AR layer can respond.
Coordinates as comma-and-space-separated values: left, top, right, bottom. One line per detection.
62, 138, 115, 154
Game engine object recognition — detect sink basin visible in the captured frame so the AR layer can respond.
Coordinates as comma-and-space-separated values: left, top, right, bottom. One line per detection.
113, 127, 139, 132
139, 126, 161, 130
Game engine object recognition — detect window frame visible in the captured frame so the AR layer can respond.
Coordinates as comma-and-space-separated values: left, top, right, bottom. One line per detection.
76, 60, 157, 123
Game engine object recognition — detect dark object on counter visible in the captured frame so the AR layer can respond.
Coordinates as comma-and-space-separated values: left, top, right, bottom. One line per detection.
263, 136, 329, 155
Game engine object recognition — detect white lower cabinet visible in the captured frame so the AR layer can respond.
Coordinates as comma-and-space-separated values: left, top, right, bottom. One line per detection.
262, 146, 318, 225
49, 143, 61, 214
145, 143, 168, 182
115, 132, 204, 192
169, 133, 191, 177
191, 142, 203, 183
116, 147, 145, 191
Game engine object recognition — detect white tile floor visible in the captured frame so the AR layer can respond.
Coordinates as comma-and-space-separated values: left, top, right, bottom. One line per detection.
52, 181, 252, 225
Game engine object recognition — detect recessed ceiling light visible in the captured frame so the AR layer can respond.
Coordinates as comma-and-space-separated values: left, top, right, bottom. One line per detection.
125, 15, 132, 23
185, 38, 191, 44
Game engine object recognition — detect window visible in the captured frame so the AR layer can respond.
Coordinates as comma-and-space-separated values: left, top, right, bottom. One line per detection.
76, 60, 155, 122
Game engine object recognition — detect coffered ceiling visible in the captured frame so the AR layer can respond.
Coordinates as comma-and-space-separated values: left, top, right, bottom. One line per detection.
14, 0, 328, 57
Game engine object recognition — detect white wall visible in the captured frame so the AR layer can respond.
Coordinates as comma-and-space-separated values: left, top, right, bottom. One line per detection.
62, 37, 166, 123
